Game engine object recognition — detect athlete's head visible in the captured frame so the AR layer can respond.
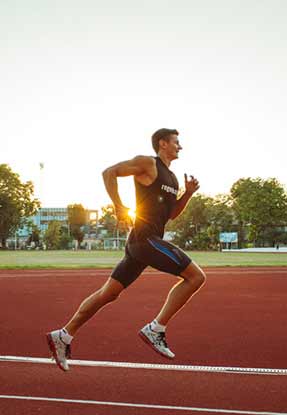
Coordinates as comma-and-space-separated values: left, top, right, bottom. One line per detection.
151, 128, 182, 159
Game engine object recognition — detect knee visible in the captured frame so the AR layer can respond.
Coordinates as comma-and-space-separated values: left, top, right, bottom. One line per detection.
185, 269, 206, 289
198, 270, 207, 287
193, 270, 206, 288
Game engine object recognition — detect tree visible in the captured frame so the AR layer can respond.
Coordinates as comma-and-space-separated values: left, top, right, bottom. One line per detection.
99, 204, 129, 238
206, 194, 235, 249
166, 194, 212, 248
59, 226, 73, 249
230, 178, 287, 246
43, 221, 62, 249
0, 164, 40, 248
26, 223, 41, 248
67, 204, 86, 248
99, 205, 117, 237
167, 193, 238, 250
43, 221, 72, 250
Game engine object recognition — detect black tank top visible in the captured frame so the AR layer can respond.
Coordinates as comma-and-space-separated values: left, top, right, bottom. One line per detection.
128, 157, 179, 242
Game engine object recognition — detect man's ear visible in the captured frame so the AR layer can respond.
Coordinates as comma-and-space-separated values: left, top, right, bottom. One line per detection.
159, 138, 168, 150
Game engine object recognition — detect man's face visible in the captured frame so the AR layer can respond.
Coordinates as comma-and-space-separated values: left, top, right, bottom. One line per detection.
160, 134, 182, 160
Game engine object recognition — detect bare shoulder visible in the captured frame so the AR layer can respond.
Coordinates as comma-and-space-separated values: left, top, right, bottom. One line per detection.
133, 155, 156, 166
133, 155, 156, 175
103, 155, 156, 178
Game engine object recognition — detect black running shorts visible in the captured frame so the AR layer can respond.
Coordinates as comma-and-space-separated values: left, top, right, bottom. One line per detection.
111, 236, 192, 288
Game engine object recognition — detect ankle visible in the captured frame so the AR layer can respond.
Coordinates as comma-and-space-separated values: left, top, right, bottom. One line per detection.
150, 319, 166, 333
61, 328, 74, 344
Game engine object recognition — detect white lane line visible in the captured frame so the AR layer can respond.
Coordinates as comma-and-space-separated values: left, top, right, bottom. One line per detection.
0, 395, 286, 415
1, 356, 287, 376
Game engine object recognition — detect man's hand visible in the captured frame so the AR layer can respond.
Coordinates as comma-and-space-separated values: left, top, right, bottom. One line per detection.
184, 173, 200, 196
115, 205, 133, 232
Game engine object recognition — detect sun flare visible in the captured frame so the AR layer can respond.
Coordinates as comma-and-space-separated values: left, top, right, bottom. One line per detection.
128, 209, 136, 221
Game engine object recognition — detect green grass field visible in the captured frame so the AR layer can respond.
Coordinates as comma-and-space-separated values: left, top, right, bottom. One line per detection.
0, 250, 286, 268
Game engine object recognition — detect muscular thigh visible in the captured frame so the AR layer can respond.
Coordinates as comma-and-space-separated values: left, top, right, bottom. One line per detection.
111, 247, 147, 288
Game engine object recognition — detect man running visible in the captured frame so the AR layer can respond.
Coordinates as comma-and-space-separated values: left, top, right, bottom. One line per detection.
47, 128, 206, 371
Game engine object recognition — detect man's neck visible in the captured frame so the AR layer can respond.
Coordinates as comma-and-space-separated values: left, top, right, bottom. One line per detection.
157, 152, 172, 168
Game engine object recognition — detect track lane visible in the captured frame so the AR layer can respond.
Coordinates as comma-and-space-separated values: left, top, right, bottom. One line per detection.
1, 362, 287, 414
1, 268, 287, 414
0, 269, 287, 368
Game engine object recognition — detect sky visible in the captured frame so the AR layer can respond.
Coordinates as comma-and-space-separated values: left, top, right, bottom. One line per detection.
1, 0, 287, 212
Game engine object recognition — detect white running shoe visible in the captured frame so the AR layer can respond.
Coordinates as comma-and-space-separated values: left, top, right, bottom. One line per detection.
46, 330, 71, 372
138, 324, 175, 359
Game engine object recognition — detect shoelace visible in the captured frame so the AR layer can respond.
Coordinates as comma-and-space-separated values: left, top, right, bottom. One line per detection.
155, 332, 168, 348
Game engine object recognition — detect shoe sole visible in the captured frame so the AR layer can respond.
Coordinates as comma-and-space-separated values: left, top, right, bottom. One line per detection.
46, 333, 69, 372
138, 331, 175, 360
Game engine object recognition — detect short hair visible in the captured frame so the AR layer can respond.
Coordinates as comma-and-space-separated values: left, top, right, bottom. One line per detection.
151, 128, 179, 153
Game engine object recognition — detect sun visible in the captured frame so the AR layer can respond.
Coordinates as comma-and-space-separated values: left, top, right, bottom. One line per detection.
128, 209, 136, 221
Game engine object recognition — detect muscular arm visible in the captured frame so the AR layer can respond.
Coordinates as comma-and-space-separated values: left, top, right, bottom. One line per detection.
170, 174, 200, 220
102, 156, 156, 224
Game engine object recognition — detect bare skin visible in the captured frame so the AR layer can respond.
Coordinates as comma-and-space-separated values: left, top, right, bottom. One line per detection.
65, 135, 205, 336
65, 277, 124, 336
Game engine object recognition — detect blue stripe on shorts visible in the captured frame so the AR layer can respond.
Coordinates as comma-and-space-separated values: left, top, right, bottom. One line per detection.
147, 238, 181, 265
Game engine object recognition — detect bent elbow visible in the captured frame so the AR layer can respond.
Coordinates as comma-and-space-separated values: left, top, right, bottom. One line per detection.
102, 167, 112, 178
102, 168, 109, 178
102, 167, 116, 182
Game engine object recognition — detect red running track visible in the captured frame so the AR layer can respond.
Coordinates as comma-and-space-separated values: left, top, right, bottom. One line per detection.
0, 267, 287, 414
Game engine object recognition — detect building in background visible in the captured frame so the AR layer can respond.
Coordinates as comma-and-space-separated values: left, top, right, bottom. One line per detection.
13, 208, 69, 248
16, 207, 69, 238
33, 207, 69, 233
13, 207, 106, 249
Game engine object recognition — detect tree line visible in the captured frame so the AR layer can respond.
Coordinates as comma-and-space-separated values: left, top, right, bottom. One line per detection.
166, 177, 287, 249
1, 163, 287, 250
